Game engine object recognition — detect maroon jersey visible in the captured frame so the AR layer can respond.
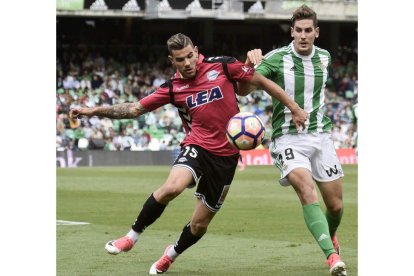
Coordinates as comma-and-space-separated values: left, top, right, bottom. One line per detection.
140, 54, 254, 156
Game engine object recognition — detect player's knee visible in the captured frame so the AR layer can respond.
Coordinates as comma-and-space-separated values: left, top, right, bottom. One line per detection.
294, 183, 317, 202
302, 184, 317, 197
157, 183, 185, 202
190, 221, 208, 236
327, 202, 343, 215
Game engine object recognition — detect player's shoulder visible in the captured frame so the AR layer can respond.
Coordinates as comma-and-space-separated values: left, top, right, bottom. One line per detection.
203, 56, 237, 64
314, 46, 331, 58
159, 79, 173, 89
263, 45, 292, 61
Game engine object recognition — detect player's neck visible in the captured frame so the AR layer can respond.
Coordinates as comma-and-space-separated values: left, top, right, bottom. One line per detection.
178, 71, 197, 80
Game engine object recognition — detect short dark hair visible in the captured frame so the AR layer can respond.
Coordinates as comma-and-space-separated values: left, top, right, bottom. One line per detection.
291, 5, 318, 28
166, 33, 194, 55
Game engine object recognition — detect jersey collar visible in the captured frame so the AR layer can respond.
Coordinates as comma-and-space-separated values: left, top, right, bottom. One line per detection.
290, 41, 315, 60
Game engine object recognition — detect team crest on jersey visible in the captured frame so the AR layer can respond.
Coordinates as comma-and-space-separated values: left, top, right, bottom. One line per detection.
207, 70, 219, 81
320, 62, 328, 71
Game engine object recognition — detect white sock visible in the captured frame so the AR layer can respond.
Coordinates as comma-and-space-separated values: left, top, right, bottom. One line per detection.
166, 246, 179, 261
126, 229, 139, 243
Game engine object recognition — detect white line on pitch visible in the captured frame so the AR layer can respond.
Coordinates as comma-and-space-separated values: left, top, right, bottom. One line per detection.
56, 220, 90, 226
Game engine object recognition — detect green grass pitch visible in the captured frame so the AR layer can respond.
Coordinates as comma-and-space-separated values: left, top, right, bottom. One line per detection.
57, 165, 357, 275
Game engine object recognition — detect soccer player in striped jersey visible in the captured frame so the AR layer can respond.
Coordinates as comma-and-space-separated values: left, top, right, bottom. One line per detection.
239, 5, 347, 276
70, 33, 307, 274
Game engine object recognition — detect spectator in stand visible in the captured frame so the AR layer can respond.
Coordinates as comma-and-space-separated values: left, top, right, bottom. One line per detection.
106, 127, 117, 141
131, 128, 142, 149
56, 131, 64, 151
91, 74, 103, 89
120, 129, 134, 151
73, 125, 85, 145
63, 73, 77, 90
124, 122, 134, 136
66, 139, 78, 151
89, 115, 101, 129
112, 131, 123, 151
80, 94, 95, 108
152, 73, 166, 88
99, 91, 112, 105
90, 126, 104, 141
89, 89, 101, 106
140, 130, 151, 149
100, 117, 114, 134
104, 137, 116, 151
131, 81, 141, 99
141, 83, 155, 98
81, 121, 93, 140
145, 112, 157, 128
80, 76, 91, 90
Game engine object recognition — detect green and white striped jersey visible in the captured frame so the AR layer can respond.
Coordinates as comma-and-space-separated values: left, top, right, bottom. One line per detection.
256, 41, 333, 139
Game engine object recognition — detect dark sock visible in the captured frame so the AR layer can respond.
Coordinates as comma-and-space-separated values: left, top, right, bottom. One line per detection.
131, 193, 167, 233
326, 208, 343, 237
174, 223, 203, 254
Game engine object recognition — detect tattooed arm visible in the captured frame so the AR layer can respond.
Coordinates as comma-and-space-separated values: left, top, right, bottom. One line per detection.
69, 102, 148, 120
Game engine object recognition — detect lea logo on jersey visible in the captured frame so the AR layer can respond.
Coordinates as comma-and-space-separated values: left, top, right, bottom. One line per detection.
186, 86, 224, 109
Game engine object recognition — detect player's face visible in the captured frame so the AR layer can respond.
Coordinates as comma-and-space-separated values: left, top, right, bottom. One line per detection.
169, 45, 199, 79
291, 19, 319, 56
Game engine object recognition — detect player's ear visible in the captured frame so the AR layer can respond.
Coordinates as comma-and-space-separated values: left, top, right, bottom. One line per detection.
168, 55, 174, 65
194, 46, 198, 57
291, 27, 294, 38
315, 27, 320, 38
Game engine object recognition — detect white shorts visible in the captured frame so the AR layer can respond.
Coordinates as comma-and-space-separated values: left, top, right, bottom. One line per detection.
269, 133, 344, 186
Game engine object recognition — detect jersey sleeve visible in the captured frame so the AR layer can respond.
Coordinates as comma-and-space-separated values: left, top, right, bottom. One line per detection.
226, 60, 255, 82
256, 53, 281, 79
139, 85, 170, 112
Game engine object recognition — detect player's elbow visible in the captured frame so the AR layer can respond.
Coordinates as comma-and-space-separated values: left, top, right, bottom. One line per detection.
237, 82, 256, 96
236, 88, 251, 96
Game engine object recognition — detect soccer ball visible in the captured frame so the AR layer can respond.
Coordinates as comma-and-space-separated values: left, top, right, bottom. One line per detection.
226, 112, 265, 150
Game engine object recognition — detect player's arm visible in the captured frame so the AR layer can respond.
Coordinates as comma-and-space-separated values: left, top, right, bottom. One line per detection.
237, 81, 257, 96
237, 49, 263, 96
245, 72, 308, 130
69, 101, 148, 120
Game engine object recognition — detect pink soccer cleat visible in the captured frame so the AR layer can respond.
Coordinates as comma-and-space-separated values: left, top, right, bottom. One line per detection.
326, 253, 347, 276
149, 245, 175, 274
105, 236, 134, 255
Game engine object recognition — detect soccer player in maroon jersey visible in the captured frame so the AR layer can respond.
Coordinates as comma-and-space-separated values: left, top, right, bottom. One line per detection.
69, 33, 307, 274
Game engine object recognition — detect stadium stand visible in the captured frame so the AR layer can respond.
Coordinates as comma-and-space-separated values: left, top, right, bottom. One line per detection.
56, 44, 357, 151
56, 0, 357, 152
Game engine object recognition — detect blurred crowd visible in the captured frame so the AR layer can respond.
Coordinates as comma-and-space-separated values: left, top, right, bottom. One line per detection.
56, 45, 358, 152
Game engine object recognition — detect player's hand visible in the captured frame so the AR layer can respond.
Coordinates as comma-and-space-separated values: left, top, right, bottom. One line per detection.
245, 49, 263, 67
69, 108, 80, 120
292, 108, 308, 131
69, 107, 93, 120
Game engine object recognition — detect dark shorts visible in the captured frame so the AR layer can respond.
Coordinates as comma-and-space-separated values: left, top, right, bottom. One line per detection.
173, 144, 239, 212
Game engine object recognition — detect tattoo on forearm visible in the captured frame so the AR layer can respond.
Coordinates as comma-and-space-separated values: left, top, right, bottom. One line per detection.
96, 102, 147, 119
